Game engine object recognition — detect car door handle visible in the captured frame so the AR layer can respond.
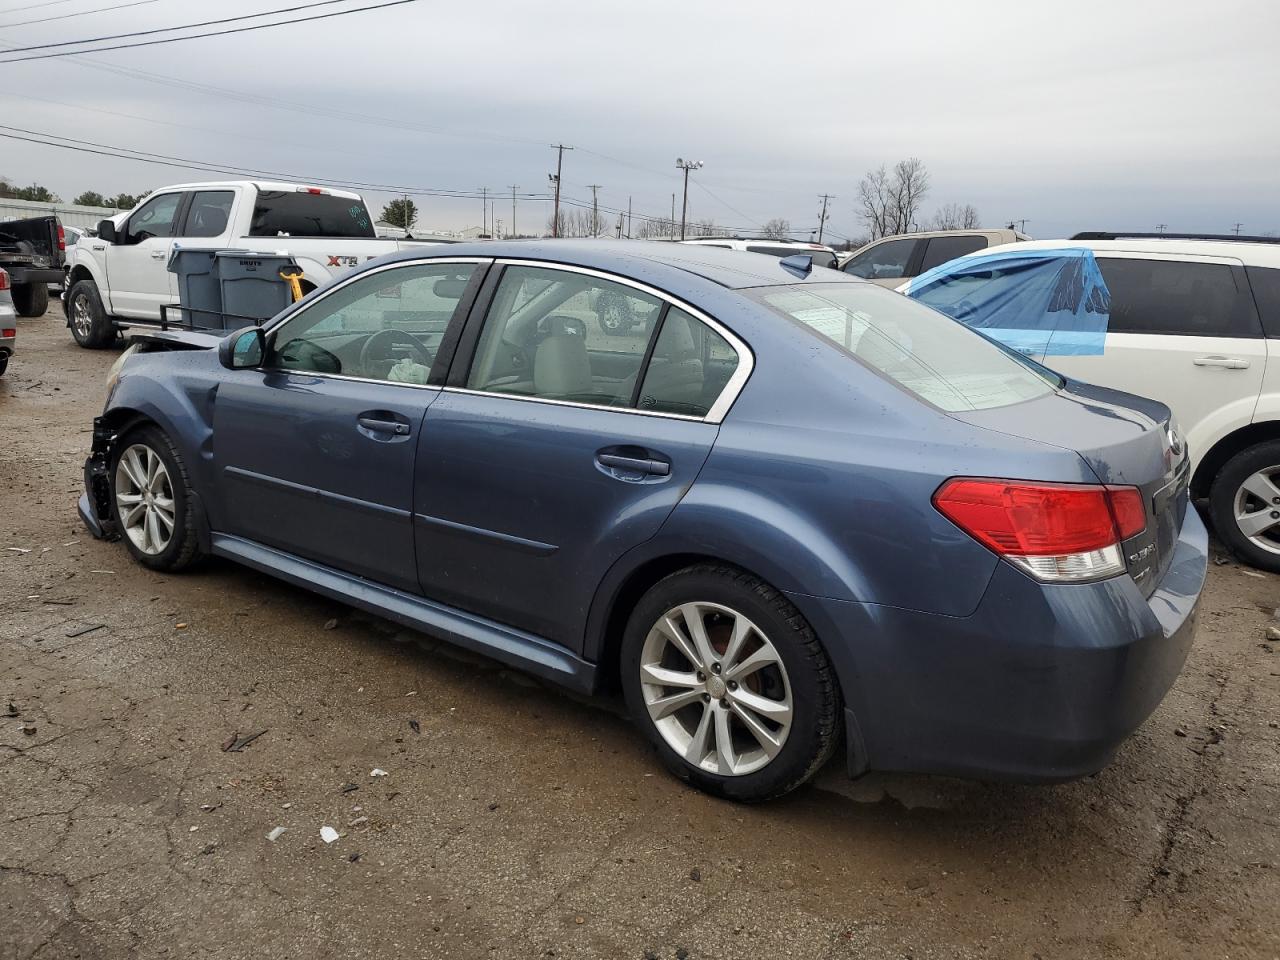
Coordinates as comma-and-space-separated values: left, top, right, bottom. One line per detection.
357, 416, 410, 436
596, 452, 670, 476
150, 250, 167, 259
1193, 356, 1250, 369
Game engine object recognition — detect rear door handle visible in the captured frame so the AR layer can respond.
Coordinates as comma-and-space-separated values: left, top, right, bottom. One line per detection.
357, 415, 410, 436
150, 250, 167, 260
597, 453, 670, 477
1193, 356, 1250, 369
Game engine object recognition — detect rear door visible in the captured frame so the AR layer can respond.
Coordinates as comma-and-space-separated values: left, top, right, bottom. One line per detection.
415, 262, 750, 650
105, 191, 185, 319
1046, 253, 1266, 460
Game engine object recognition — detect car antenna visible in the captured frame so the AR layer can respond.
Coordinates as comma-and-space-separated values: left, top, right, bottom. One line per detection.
779, 254, 813, 278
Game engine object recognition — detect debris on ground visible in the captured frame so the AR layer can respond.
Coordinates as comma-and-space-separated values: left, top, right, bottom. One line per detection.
320, 826, 339, 844
19, 723, 36, 736
1266, 626, 1280, 642
370, 768, 388, 777
6, 547, 32, 554
348, 852, 361, 862
64, 623, 105, 638
341, 783, 359, 794
488, 802, 499, 811
689, 867, 701, 882
676, 948, 690, 959
4, 703, 16, 717
200, 803, 222, 813
267, 826, 287, 842
348, 816, 368, 827
41, 598, 75, 606
1175, 727, 1188, 737
408, 718, 420, 734
323, 619, 338, 630
220, 729, 268, 752
175, 622, 189, 629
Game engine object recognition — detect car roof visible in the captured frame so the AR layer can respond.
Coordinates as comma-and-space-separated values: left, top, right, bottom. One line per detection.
380, 239, 859, 289
142, 181, 365, 201
984, 237, 1280, 267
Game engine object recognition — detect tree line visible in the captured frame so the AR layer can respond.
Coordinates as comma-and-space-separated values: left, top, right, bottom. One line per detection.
0, 177, 143, 209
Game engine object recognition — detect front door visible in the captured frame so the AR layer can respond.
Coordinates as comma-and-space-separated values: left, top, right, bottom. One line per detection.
415, 263, 748, 650
105, 191, 184, 320
210, 258, 484, 592
1046, 254, 1266, 456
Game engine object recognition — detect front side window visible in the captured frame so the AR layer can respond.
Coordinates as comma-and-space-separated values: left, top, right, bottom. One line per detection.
842, 238, 918, 280
124, 193, 181, 244
182, 190, 234, 238
467, 266, 663, 408
269, 262, 476, 381
749, 282, 1056, 412
1098, 258, 1261, 338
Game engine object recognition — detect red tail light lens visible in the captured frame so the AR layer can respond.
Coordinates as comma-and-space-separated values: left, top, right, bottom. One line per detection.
57, 223, 65, 252
1, 328, 15, 339
933, 478, 1149, 583
0, 269, 8, 291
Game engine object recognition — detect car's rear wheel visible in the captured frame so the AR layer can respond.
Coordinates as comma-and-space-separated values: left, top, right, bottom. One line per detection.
1209, 440, 1280, 573
109, 425, 203, 571
621, 564, 840, 801
67, 279, 115, 348
11, 282, 48, 318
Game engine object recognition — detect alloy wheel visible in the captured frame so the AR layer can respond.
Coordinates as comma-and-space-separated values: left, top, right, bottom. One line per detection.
114, 443, 176, 556
639, 601, 793, 776
1233, 466, 1280, 556
72, 292, 93, 339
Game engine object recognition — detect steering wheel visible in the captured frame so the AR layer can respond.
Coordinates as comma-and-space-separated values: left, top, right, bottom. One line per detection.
358, 329, 433, 377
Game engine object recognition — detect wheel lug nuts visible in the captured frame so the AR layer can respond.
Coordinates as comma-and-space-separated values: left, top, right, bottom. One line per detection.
719, 698, 729, 708
728, 681, 737, 691
702, 693, 711, 703
1271, 511, 1280, 519
696, 671, 705, 682
711, 662, 721, 674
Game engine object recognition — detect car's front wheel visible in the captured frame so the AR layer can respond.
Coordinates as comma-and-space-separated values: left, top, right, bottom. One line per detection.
1210, 440, 1280, 573
621, 564, 840, 801
66, 279, 116, 348
109, 425, 203, 571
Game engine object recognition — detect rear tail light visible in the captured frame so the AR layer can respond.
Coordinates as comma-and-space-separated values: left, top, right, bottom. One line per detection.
933, 478, 1148, 583
0, 269, 8, 291
296, 186, 329, 195
57, 223, 65, 252
1, 329, 15, 339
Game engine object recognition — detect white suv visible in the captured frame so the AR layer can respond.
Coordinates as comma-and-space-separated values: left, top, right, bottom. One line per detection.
980, 233, 1280, 571
680, 237, 840, 269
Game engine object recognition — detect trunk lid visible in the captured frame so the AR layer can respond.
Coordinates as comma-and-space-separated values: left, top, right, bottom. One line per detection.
952, 378, 1189, 596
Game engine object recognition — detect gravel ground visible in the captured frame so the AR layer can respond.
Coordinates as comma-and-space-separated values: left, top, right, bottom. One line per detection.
2, 306, 1278, 960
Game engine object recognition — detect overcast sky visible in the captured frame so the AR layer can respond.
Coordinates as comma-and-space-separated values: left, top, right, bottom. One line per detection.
1, 0, 1277, 242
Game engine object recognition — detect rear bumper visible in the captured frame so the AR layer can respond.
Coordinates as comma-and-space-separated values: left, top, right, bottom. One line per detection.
795, 507, 1208, 782
5, 266, 63, 286
79, 418, 119, 541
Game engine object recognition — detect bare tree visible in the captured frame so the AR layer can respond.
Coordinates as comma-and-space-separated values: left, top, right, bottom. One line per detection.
762, 218, 791, 240
931, 202, 981, 230
857, 158, 931, 239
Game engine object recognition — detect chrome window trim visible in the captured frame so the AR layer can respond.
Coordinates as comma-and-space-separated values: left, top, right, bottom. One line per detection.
464, 258, 755, 425
259, 369, 443, 393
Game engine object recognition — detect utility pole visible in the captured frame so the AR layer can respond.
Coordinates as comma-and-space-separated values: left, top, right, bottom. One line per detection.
402, 193, 410, 234
1156, 223, 1167, 234
549, 144, 573, 238
1008, 218, 1029, 233
1232, 222, 1244, 236
675, 158, 703, 241
587, 184, 602, 237
817, 193, 834, 244
671, 194, 676, 239
627, 196, 632, 239
480, 186, 489, 236
507, 184, 519, 239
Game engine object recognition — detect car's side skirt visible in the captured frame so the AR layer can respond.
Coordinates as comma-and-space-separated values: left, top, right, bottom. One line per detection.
210, 533, 598, 693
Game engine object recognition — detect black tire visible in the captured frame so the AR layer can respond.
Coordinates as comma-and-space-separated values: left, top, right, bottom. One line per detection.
0, 355, 8, 377
66, 278, 116, 348
11, 282, 48, 318
1208, 440, 1280, 573
108, 424, 204, 572
620, 563, 840, 802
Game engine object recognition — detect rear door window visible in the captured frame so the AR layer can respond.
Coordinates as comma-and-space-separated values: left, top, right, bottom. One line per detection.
181, 190, 234, 238
1097, 258, 1262, 338
918, 235, 987, 273
841, 238, 918, 280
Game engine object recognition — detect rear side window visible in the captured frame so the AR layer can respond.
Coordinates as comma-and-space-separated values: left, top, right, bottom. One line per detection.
750, 282, 1056, 412
1097, 258, 1261, 338
842, 238, 917, 280
1246, 267, 1280, 338
919, 235, 987, 272
182, 190, 234, 238
249, 191, 375, 238
637, 307, 739, 418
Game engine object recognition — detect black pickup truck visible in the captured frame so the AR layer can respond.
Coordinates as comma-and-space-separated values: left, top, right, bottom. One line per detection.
0, 215, 64, 317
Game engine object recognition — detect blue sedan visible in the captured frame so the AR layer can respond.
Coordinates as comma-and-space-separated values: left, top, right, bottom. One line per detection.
79, 241, 1207, 801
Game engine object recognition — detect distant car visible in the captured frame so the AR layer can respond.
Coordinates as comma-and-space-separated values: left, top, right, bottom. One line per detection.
0, 268, 15, 376
906, 232, 1280, 572
681, 237, 840, 270
80, 240, 1204, 801
840, 228, 1027, 286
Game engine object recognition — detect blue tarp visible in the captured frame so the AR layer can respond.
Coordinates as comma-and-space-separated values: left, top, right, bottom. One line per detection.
904, 247, 1111, 356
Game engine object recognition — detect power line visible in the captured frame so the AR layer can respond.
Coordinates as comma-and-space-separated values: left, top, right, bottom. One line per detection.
0, 0, 160, 29
0, 0, 419, 62
0, 0, 359, 53
0, 0, 76, 14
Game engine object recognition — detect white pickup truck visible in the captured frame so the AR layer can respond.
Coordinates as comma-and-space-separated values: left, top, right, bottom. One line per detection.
62, 180, 442, 347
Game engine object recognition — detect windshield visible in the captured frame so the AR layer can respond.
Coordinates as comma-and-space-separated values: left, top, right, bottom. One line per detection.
748, 282, 1058, 412
249, 191, 375, 238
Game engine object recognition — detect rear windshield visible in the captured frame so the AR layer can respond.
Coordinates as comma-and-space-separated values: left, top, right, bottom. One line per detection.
248, 191, 375, 238
748, 282, 1058, 411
